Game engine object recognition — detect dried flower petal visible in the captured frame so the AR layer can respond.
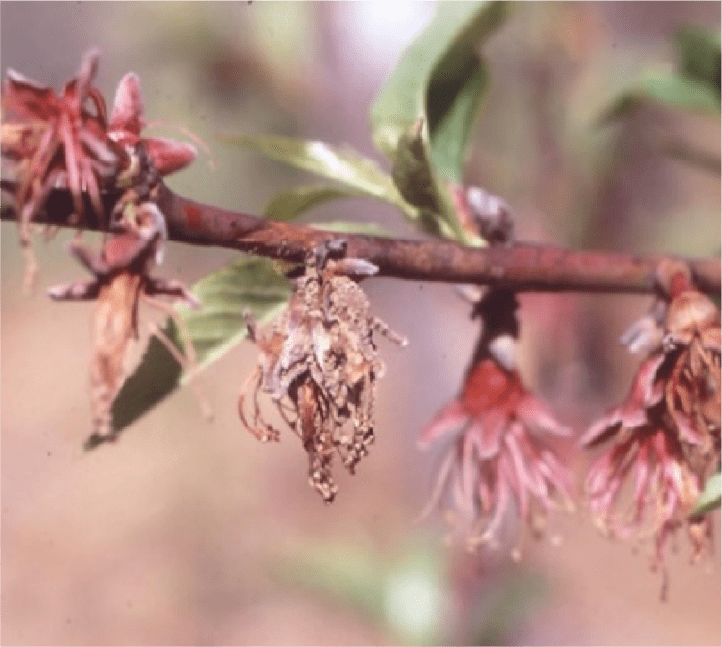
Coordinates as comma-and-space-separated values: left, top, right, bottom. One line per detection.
582, 278, 720, 590
47, 201, 200, 444
239, 240, 406, 502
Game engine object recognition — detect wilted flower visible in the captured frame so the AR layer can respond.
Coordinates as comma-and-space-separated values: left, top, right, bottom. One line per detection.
240, 240, 407, 502
582, 263, 720, 586
1, 49, 197, 290
47, 200, 200, 447
2, 49, 122, 288
419, 290, 573, 557
107, 72, 198, 181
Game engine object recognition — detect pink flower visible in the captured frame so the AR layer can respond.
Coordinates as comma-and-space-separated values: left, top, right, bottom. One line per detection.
419, 290, 572, 557
2, 49, 198, 290
582, 278, 720, 577
108, 73, 197, 178
2, 48, 122, 227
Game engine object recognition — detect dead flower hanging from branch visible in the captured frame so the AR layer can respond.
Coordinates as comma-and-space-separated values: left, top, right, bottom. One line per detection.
582, 260, 721, 597
239, 240, 407, 502
1, 48, 198, 291
48, 200, 201, 447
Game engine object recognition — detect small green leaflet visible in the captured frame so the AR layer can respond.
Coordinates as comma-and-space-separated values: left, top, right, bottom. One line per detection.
599, 72, 720, 124
691, 471, 721, 516
308, 220, 395, 238
599, 27, 720, 124
263, 185, 371, 221
218, 133, 417, 220
370, 2, 507, 242
675, 26, 721, 96
105, 255, 291, 446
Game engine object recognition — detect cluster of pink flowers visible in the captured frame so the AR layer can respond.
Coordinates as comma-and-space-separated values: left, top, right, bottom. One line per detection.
581, 265, 720, 574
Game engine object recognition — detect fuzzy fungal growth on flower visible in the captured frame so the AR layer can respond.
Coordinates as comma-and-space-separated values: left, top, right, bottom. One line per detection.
1, 48, 197, 290
239, 240, 407, 503
582, 260, 721, 595
48, 199, 200, 447
418, 289, 573, 558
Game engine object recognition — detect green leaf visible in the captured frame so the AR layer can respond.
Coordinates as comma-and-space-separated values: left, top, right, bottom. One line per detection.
676, 26, 721, 94
691, 472, 721, 516
600, 71, 721, 124
219, 133, 417, 219
309, 220, 396, 238
105, 256, 291, 444
370, 1, 507, 241
263, 184, 369, 221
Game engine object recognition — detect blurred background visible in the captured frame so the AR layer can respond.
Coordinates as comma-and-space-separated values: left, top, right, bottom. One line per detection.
1, 2, 720, 644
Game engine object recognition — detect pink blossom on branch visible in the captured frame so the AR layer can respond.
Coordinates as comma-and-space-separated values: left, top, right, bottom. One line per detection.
582, 264, 720, 591
1, 49, 198, 289
108, 73, 197, 178
418, 290, 573, 558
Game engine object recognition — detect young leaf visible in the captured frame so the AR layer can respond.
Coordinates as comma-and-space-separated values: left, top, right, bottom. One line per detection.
263, 185, 370, 221
691, 472, 721, 516
308, 219, 395, 238
600, 27, 720, 124
599, 72, 721, 124
108, 256, 291, 442
675, 26, 721, 95
370, 1, 507, 241
218, 132, 416, 219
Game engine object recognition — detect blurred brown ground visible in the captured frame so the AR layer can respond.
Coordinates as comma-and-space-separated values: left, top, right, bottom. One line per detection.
1, 2, 720, 644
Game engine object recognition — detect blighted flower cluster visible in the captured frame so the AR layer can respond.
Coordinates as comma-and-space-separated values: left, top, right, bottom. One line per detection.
239, 240, 407, 502
582, 261, 721, 587
1, 48, 197, 289
48, 197, 200, 447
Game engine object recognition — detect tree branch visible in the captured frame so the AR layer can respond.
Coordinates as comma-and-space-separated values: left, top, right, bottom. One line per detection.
2, 179, 720, 295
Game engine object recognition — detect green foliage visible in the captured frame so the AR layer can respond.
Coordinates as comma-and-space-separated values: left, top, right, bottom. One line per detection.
263, 185, 372, 221
308, 220, 396, 238
692, 472, 721, 516
107, 256, 291, 442
270, 538, 544, 644
675, 26, 721, 95
220, 2, 507, 241
600, 25, 720, 123
371, 1, 507, 240
600, 72, 720, 123
219, 133, 417, 219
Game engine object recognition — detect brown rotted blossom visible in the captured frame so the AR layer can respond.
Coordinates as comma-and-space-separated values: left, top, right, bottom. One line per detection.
1, 48, 197, 290
582, 261, 720, 586
47, 200, 200, 447
239, 240, 407, 502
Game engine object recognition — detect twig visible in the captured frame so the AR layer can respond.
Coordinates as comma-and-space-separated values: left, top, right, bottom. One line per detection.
1, 179, 719, 295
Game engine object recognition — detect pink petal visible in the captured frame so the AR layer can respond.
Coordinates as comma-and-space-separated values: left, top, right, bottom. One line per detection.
670, 408, 705, 446
418, 399, 468, 448
3, 71, 58, 120
631, 441, 651, 522
109, 73, 145, 135
461, 432, 478, 515
580, 409, 623, 447
145, 137, 197, 175
509, 425, 552, 498
628, 352, 667, 409
75, 48, 101, 102
516, 394, 570, 437
503, 428, 530, 518
468, 410, 505, 459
